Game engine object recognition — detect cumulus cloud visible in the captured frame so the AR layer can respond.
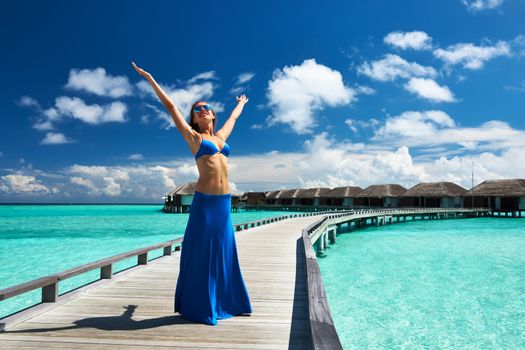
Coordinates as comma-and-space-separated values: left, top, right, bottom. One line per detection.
373, 110, 525, 152
41, 132, 73, 145
0, 174, 50, 194
18, 95, 40, 108
65, 67, 134, 98
434, 41, 511, 69
404, 78, 456, 102
462, 0, 504, 12
54, 97, 127, 124
65, 163, 184, 199
358, 54, 437, 81
266, 59, 356, 134
384, 31, 433, 50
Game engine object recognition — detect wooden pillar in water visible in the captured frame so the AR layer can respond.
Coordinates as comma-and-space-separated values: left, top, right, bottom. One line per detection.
328, 228, 336, 244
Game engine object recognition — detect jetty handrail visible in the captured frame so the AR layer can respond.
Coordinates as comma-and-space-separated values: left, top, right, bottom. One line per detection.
233, 210, 353, 232
302, 216, 343, 350
0, 238, 183, 303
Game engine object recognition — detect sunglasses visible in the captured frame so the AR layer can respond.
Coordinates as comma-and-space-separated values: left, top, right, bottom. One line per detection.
193, 104, 213, 113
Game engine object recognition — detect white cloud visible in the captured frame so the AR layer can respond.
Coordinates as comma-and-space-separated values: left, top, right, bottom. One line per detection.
373, 110, 525, 151
434, 41, 510, 69
187, 71, 217, 83
65, 67, 133, 98
33, 120, 54, 131
236, 72, 255, 85
358, 54, 437, 81
355, 85, 376, 95
128, 153, 144, 160
462, 0, 504, 12
67, 163, 179, 199
70, 176, 98, 192
266, 59, 356, 134
18, 96, 40, 108
404, 78, 456, 102
345, 118, 379, 133
384, 31, 433, 50
54, 96, 127, 124
0, 174, 50, 194
41, 132, 73, 145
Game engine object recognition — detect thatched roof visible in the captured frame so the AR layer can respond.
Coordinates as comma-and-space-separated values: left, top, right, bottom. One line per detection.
266, 190, 286, 199
168, 182, 197, 196
464, 179, 525, 196
242, 191, 267, 198
355, 184, 407, 198
280, 189, 302, 199
295, 188, 331, 199
403, 182, 467, 197
321, 186, 363, 198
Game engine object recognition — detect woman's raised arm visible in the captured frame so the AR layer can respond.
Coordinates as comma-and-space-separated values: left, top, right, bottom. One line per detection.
216, 95, 249, 141
131, 62, 197, 143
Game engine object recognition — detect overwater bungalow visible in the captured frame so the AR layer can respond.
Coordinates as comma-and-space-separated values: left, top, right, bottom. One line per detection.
279, 189, 302, 206
242, 191, 267, 206
295, 188, 331, 206
463, 179, 525, 213
320, 186, 363, 207
354, 184, 407, 208
401, 182, 466, 208
265, 189, 286, 205
163, 182, 197, 213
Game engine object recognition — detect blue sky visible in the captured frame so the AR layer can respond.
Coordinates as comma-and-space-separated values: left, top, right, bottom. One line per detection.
1, 0, 525, 203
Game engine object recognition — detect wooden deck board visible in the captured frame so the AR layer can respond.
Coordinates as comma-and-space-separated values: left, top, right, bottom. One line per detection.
0, 216, 319, 349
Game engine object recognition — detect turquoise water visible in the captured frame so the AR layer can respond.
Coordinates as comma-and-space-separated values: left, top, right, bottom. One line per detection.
0, 205, 295, 318
318, 218, 525, 349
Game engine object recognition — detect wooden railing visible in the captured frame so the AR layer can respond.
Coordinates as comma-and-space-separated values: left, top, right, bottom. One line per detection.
0, 238, 182, 305
302, 217, 343, 350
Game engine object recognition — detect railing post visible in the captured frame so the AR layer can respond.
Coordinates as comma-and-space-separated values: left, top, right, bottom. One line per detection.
42, 283, 58, 303
100, 264, 113, 279
163, 245, 172, 256
138, 253, 148, 265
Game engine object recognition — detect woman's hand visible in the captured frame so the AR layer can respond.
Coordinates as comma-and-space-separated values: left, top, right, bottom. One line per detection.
131, 61, 151, 79
236, 94, 249, 104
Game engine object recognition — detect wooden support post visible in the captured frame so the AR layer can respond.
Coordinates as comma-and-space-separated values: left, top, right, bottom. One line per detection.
138, 253, 148, 265
100, 264, 113, 279
42, 283, 58, 303
328, 229, 336, 244
163, 245, 172, 256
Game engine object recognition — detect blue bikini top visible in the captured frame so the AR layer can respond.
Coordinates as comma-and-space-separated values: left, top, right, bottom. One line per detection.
194, 137, 230, 160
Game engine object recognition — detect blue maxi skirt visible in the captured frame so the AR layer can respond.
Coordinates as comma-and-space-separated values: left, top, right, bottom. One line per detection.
174, 191, 252, 325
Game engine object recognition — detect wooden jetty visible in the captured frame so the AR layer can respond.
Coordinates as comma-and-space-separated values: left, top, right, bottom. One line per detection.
0, 208, 491, 349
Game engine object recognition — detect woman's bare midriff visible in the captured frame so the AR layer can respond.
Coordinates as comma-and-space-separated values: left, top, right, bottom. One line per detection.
195, 154, 230, 194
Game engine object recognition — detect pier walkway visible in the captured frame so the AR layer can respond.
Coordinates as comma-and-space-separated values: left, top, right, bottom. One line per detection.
0, 216, 322, 349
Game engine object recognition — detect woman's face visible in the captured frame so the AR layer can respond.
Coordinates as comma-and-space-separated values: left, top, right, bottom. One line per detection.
193, 102, 215, 124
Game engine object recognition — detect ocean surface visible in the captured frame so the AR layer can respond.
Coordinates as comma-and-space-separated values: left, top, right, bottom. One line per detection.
318, 217, 525, 349
0, 204, 296, 318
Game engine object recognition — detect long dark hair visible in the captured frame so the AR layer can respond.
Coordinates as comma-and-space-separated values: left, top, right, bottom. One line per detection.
189, 101, 217, 132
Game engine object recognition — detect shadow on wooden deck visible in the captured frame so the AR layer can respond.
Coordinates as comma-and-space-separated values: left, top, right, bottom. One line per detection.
1, 305, 193, 333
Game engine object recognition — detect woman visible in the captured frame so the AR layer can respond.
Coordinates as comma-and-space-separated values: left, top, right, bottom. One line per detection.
132, 62, 252, 326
